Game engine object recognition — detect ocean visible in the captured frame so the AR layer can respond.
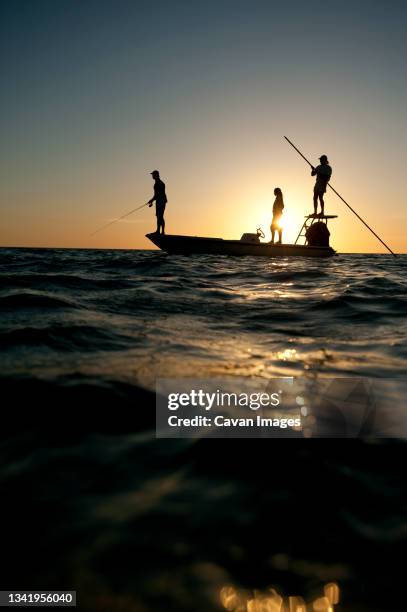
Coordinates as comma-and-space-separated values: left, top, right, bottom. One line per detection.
0, 247, 406, 611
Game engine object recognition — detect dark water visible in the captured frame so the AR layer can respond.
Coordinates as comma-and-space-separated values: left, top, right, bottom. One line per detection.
0, 247, 406, 611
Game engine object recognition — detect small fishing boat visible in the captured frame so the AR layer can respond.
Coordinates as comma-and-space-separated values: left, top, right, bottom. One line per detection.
92, 137, 396, 257
146, 214, 337, 258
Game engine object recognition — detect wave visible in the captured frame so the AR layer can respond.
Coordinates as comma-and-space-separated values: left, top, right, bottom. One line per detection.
0, 248, 406, 382
310, 293, 407, 319
0, 292, 80, 310
0, 323, 133, 351
0, 273, 134, 291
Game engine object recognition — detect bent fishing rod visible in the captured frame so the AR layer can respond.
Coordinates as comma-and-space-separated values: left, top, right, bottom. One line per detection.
91, 202, 150, 236
284, 136, 397, 257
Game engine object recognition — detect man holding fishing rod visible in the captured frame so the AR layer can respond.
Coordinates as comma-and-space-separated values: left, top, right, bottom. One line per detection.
148, 170, 167, 235
311, 154, 332, 216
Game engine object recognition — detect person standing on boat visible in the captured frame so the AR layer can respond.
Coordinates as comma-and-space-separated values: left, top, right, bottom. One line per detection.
270, 187, 284, 244
311, 155, 332, 216
148, 170, 167, 234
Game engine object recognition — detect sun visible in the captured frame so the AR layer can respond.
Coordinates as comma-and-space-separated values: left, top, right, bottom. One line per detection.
279, 209, 297, 235
257, 207, 300, 243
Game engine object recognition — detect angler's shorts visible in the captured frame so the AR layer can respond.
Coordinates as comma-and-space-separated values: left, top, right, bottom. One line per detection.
314, 183, 327, 195
156, 203, 166, 220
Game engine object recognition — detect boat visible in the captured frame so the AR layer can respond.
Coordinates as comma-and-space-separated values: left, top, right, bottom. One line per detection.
146, 214, 337, 258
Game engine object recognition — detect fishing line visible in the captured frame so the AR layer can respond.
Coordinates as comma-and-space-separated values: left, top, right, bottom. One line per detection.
91, 202, 150, 236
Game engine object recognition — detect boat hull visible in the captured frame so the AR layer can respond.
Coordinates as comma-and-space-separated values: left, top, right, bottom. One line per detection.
146, 233, 336, 258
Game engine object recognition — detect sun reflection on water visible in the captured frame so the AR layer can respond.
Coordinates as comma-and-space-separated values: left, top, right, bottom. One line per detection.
276, 348, 298, 361
220, 582, 340, 611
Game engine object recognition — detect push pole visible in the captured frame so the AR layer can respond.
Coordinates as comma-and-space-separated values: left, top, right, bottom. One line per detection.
284, 136, 397, 257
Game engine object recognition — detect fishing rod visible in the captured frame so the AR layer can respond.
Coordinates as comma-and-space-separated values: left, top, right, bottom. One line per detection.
284, 136, 397, 257
91, 202, 150, 236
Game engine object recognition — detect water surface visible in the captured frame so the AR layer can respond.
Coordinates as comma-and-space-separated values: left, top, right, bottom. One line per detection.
0, 248, 406, 611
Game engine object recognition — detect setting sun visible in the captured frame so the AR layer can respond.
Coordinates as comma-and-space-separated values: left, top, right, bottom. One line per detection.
255, 200, 303, 244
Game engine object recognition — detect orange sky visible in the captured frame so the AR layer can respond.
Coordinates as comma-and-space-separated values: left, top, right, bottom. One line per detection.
2, 134, 406, 253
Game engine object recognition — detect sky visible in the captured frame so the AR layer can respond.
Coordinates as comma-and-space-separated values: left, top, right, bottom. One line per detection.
0, 0, 406, 252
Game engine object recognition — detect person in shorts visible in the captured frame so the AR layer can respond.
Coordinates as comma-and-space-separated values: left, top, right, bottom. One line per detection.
148, 170, 167, 234
311, 155, 332, 216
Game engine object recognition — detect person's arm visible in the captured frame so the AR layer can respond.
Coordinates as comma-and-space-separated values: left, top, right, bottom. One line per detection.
148, 184, 157, 205
311, 166, 316, 176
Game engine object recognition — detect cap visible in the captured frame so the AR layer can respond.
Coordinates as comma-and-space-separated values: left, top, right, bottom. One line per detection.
150, 169, 159, 176
319, 155, 328, 162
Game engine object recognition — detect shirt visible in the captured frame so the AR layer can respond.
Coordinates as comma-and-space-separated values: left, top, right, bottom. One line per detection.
154, 179, 167, 205
273, 196, 284, 215
314, 164, 332, 186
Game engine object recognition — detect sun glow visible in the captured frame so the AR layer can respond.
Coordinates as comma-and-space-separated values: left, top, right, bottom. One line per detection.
256, 205, 302, 244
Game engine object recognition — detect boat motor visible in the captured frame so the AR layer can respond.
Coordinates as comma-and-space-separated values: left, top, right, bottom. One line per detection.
306, 222, 330, 247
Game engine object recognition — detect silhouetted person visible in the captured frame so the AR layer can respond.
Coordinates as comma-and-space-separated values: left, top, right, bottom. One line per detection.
270, 187, 284, 244
311, 155, 332, 216
148, 170, 167, 234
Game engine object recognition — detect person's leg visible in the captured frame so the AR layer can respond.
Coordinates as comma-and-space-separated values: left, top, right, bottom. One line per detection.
271, 229, 275, 243
156, 205, 163, 233
313, 191, 318, 215
270, 221, 276, 243
319, 194, 325, 216
158, 204, 166, 234
278, 228, 282, 244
